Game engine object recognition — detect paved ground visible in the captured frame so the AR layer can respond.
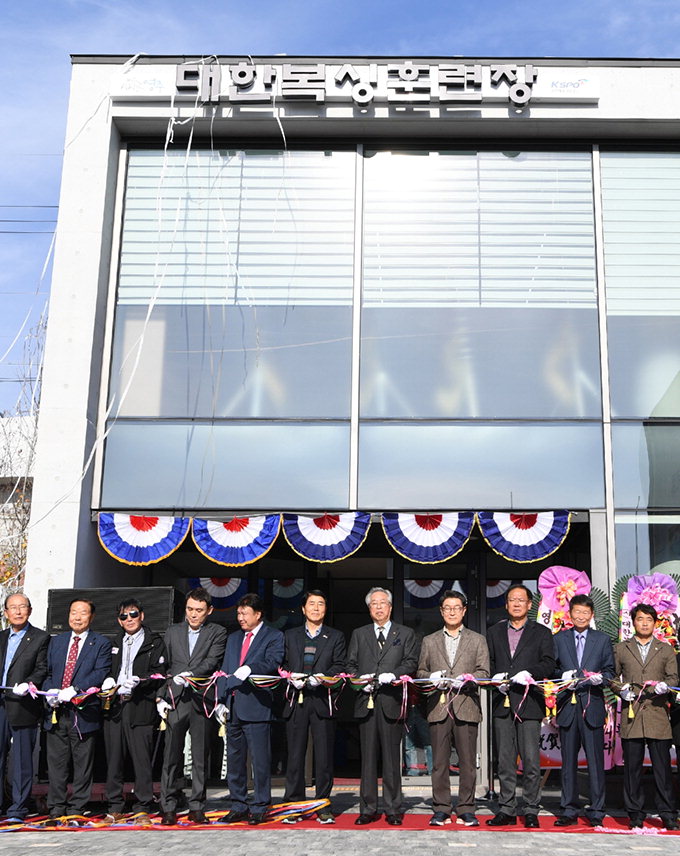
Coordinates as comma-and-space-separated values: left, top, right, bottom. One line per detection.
11, 777, 680, 855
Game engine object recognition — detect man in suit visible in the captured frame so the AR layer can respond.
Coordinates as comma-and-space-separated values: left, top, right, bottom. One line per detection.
346, 586, 418, 826
281, 589, 346, 824
218, 593, 285, 826
43, 598, 112, 824
417, 590, 489, 828
552, 593, 615, 827
0, 592, 49, 822
103, 597, 167, 825
613, 603, 679, 830
486, 584, 555, 828
157, 586, 227, 825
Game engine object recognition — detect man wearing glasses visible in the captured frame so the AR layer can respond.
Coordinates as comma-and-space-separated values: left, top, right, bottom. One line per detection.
417, 590, 490, 827
102, 598, 167, 825
0, 593, 49, 823
486, 584, 556, 829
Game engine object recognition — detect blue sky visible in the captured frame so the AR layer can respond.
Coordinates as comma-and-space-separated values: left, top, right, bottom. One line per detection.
2, 0, 680, 410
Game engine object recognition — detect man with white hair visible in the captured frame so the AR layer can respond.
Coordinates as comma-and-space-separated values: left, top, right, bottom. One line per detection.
346, 587, 418, 826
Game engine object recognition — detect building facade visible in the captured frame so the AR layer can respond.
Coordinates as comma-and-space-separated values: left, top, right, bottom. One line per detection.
23, 56, 680, 640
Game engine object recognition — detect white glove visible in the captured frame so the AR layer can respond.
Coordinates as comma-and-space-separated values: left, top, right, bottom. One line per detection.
58, 686, 77, 704
587, 672, 603, 685
378, 672, 396, 685
173, 671, 192, 687
308, 674, 322, 688
491, 672, 508, 683
215, 703, 228, 725
360, 673, 374, 692
46, 691, 60, 709
429, 670, 445, 683
12, 682, 29, 697
561, 670, 578, 681
156, 699, 171, 719
498, 683, 509, 695
620, 683, 635, 702
362, 684, 373, 693
234, 665, 251, 682
101, 677, 116, 691
118, 676, 140, 695
654, 681, 669, 695
451, 675, 466, 690
291, 677, 305, 690
510, 670, 533, 686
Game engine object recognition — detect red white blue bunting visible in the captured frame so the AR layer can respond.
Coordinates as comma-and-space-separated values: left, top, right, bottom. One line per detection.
282, 512, 371, 562
476, 511, 571, 563
382, 512, 474, 564
98, 513, 190, 566
188, 576, 247, 609
191, 515, 281, 567
273, 578, 305, 608
404, 579, 447, 608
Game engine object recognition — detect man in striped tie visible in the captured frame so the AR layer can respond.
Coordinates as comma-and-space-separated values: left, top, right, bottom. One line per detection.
218, 593, 284, 825
43, 599, 112, 825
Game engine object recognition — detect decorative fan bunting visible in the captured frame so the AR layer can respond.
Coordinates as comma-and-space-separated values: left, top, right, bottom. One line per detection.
404, 579, 446, 608
282, 512, 371, 562
188, 576, 247, 609
191, 515, 281, 567
486, 579, 512, 608
273, 578, 305, 608
98, 513, 190, 566
382, 512, 474, 563
476, 511, 571, 563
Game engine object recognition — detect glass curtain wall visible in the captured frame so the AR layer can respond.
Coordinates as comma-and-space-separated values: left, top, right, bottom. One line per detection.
601, 152, 680, 575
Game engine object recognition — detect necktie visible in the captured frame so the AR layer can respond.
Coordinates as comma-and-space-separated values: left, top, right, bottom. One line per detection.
61, 636, 81, 688
239, 631, 253, 665
576, 633, 585, 667
123, 636, 134, 680
377, 629, 385, 649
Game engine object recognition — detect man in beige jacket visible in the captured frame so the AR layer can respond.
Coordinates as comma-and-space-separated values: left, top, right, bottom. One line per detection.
613, 603, 679, 830
417, 590, 490, 827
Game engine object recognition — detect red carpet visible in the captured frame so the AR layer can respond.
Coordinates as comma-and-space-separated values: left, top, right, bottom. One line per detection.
1, 814, 679, 833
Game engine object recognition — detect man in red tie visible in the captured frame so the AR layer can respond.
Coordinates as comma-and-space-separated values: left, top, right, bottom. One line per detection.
43, 599, 112, 825
218, 593, 284, 825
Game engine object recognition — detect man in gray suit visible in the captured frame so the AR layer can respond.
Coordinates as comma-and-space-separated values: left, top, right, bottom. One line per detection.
157, 587, 227, 825
417, 590, 489, 827
346, 587, 418, 826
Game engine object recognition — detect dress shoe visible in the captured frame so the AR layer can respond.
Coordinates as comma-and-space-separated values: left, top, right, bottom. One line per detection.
524, 814, 539, 829
135, 812, 153, 827
248, 812, 267, 825
44, 818, 62, 827
355, 812, 381, 825
587, 817, 603, 828
486, 812, 517, 826
664, 818, 680, 831
222, 810, 249, 824
160, 811, 177, 826
386, 814, 403, 826
104, 812, 126, 824
316, 810, 335, 824
187, 810, 210, 824
630, 819, 643, 829
554, 815, 578, 827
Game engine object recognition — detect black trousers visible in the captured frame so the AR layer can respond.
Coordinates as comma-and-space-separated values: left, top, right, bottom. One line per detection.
0, 705, 38, 819
283, 698, 336, 801
160, 698, 212, 812
358, 708, 404, 816
46, 712, 96, 817
103, 701, 156, 812
622, 737, 676, 821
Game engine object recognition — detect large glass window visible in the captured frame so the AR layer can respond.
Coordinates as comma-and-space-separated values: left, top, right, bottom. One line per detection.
602, 152, 680, 418
358, 422, 604, 509
615, 513, 680, 576
361, 150, 600, 419
612, 423, 680, 509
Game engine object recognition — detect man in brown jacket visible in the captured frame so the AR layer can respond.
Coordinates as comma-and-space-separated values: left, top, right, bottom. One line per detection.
613, 603, 679, 830
417, 590, 490, 827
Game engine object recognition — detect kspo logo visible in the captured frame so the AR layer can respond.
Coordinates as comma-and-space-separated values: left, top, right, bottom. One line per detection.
550, 78, 589, 89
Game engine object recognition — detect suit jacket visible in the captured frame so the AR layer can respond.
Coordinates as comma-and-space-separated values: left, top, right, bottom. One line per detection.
346, 622, 419, 720
161, 620, 227, 710
553, 627, 615, 728
106, 625, 167, 727
487, 618, 556, 720
0, 623, 49, 727
614, 637, 678, 740
218, 623, 285, 722
281, 624, 346, 720
417, 627, 490, 724
43, 630, 112, 733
